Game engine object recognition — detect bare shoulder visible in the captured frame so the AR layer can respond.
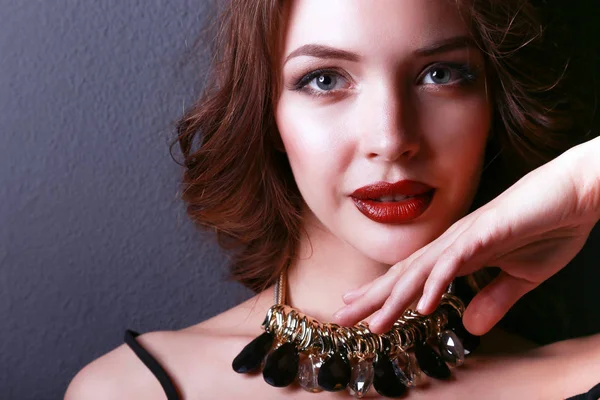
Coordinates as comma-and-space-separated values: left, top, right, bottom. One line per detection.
64, 291, 274, 400
65, 330, 182, 400
180, 288, 274, 336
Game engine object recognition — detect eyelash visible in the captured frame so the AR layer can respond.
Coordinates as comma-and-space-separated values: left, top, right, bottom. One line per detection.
291, 63, 479, 97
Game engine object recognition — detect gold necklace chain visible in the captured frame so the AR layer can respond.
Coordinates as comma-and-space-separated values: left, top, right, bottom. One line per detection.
235, 269, 476, 397
268, 270, 464, 358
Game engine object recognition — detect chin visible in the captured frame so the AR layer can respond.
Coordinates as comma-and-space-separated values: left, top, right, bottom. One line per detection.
340, 198, 467, 264
344, 226, 439, 265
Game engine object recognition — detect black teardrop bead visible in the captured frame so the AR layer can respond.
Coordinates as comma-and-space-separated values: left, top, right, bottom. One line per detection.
373, 351, 408, 398
262, 342, 299, 387
317, 351, 351, 391
413, 342, 451, 380
442, 305, 481, 355
455, 328, 480, 355
232, 331, 275, 373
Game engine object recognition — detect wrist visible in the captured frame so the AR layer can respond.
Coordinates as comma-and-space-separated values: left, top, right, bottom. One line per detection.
563, 136, 600, 221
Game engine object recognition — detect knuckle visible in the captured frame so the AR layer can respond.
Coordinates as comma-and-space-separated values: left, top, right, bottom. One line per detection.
425, 268, 449, 293
389, 263, 402, 273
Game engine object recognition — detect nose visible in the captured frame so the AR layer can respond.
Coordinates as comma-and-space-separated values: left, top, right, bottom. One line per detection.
357, 84, 420, 162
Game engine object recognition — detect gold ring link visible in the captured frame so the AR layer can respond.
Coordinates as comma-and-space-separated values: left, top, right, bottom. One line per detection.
261, 296, 465, 357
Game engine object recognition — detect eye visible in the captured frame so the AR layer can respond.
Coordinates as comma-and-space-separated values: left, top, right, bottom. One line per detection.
420, 63, 478, 86
293, 69, 350, 96
424, 67, 453, 84
313, 73, 339, 91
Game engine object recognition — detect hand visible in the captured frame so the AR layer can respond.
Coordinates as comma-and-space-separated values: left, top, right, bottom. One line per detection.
333, 136, 600, 336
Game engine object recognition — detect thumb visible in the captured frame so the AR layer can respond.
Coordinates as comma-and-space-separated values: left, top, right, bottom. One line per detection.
462, 271, 535, 336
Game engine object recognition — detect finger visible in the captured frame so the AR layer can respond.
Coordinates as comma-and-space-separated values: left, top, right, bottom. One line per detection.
342, 251, 423, 304
462, 271, 536, 336
333, 269, 400, 325
342, 281, 373, 304
368, 266, 429, 333
417, 210, 521, 314
339, 210, 485, 326
416, 252, 465, 315
417, 241, 494, 314
359, 220, 477, 326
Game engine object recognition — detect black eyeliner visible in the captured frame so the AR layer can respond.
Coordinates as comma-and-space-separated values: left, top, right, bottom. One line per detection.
292, 68, 338, 91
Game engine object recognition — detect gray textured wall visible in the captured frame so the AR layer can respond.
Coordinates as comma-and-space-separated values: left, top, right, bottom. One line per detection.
0, 1, 252, 399
2, 1, 600, 400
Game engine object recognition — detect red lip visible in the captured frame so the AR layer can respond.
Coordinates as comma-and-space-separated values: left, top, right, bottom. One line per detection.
351, 180, 433, 199
350, 180, 435, 224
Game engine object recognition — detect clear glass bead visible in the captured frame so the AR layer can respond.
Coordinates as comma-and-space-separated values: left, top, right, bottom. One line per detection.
392, 350, 423, 387
297, 353, 324, 393
348, 358, 374, 398
438, 330, 465, 367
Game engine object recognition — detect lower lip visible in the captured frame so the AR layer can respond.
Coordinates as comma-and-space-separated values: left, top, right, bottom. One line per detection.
351, 191, 435, 224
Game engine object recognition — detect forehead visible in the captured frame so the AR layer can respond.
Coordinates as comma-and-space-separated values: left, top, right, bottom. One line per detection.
281, 0, 470, 61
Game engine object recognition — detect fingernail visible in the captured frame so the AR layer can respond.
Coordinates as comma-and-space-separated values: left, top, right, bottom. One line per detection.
342, 291, 357, 301
417, 294, 428, 313
368, 310, 382, 327
333, 307, 347, 320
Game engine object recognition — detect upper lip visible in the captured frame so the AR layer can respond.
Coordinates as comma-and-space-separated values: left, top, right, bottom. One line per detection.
351, 180, 434, 200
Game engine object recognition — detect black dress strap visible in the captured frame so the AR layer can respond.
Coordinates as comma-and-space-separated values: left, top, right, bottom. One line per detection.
565, 382, 600, 400
124, 329, 181, 400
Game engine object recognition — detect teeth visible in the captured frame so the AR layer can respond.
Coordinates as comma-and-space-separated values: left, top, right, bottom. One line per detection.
375, 195, 414, 202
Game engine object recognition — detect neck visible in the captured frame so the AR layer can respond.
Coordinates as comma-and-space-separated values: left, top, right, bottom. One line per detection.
285, 212, 419, 325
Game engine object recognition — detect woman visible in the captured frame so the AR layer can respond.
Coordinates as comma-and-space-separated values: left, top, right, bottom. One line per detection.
65, 0, 600, 398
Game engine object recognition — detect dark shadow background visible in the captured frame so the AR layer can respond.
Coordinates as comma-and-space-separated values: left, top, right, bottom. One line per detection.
0, 1, 598, 399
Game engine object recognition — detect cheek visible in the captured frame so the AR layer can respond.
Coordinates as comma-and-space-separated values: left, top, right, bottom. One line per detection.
275, 101, 352, 193
425, 95, 492, 202
425, 94, 490, 147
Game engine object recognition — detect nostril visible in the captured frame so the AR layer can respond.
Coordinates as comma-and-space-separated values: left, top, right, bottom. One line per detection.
367, 147, 417, 162
360, 130, 420, 162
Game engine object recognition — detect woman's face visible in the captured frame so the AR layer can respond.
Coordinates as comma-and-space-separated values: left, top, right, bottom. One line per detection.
275, 0, 492, 264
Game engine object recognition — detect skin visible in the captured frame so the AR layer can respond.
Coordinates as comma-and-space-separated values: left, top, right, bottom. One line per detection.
64, 1, 600, 399
275, 0, 491, 323
334, 138, 600, 335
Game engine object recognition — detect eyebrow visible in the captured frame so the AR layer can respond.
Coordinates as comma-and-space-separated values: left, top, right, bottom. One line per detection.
283, 36, 477, 65
414, 36, 477, 56
284, 44, 360, 65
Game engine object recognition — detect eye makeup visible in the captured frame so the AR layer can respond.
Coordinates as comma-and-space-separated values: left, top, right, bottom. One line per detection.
287, 62, 481, 98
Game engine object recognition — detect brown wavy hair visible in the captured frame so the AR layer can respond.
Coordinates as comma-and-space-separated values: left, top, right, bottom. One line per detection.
171, 0, 598, 304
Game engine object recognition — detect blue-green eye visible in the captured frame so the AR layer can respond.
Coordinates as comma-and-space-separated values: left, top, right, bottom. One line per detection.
314, 74, 338, 91
425, 67, 452, 84
421, 63, 478, 86
292, 69, 349, 95
295, 69, 345, 94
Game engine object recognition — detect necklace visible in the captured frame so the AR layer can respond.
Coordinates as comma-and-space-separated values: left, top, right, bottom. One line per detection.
232, 271, 480, 398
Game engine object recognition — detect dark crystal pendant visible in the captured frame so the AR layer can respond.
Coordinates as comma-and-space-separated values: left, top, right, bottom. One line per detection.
232, 331, 275, 373
438, 330, 465, 366
413, 342, 451, 380
373, 351, 408, 398
262, 342, 299, 387
317, 351, 351, 391
460, 333, 480, 356
442, 305, 481, 355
